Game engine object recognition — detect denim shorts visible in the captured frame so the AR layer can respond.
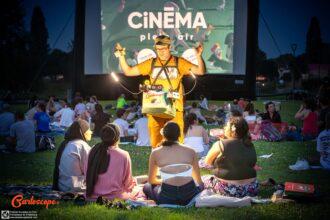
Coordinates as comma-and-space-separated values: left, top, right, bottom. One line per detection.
159, 180, 200, 205
143, 180, 200, 206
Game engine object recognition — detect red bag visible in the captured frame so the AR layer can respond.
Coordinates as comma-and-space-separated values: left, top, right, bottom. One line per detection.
285, 182, 315, 197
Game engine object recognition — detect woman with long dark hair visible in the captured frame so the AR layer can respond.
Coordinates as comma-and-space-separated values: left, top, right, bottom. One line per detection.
53, 119, 92, 191
85, 123, 136, 200
261, 102, 281, 123
243, 102, 257, 123
143, 122, 203, 205
184, 113, 209, 157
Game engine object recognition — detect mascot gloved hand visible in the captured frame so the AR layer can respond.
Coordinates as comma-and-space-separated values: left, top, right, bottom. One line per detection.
114, 43, 126, 58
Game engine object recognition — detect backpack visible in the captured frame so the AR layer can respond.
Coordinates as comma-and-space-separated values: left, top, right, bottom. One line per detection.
36, 135, 56, 151
259, 120, 282, 142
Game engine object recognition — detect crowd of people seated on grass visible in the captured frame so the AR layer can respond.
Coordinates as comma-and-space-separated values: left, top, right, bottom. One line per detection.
51, 118, 260, 205
1, 86, 330, 205
0, 94, 102, 153
0, 93, 149, 151
49, 110, 329, 205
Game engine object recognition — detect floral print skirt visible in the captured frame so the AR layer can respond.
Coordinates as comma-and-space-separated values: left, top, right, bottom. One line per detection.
203, 175, 259, 198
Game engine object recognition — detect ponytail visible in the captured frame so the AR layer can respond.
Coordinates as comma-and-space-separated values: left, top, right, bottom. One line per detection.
161, 122, 180, 147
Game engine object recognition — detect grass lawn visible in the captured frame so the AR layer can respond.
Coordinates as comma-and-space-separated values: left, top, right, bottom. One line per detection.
1, 101, 329, 219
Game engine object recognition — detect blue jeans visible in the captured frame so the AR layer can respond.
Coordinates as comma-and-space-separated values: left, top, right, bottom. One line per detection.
143, 180, 200, 206
286, 129, 316, 141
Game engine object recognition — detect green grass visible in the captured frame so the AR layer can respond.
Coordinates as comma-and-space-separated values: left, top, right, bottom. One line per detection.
1, 101, 330, 219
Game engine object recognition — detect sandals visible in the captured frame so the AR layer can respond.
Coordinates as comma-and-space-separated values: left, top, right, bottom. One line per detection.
96, 196, 132, 210
61, 192, 76, 201
61, 192, 86, 206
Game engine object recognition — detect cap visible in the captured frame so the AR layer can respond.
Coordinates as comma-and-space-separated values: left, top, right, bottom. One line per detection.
154, 35, 171, 46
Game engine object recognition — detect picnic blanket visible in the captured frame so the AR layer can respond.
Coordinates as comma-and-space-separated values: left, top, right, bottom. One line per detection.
195, 189, 252, 207
248, 122, 289, 140
0, 183, 268, 209
0, 185, 62, 200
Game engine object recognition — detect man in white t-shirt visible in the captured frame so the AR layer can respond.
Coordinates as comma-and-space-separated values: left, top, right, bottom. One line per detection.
113, 109, 129, 137
190, 102, 207, 123
54, 102, 75, 128
134, 114, 150, 146
86, 96, 98, 115
25, 104, 38, 121
317, 113, 330, 169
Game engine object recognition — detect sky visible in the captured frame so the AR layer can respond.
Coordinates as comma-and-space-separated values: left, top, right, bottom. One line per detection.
23, 0, 75, 52
22, 0, 330, 58
259, 0, 330, 58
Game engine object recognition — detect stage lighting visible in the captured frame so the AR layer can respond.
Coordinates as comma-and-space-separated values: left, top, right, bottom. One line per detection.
111, 72, 119, 82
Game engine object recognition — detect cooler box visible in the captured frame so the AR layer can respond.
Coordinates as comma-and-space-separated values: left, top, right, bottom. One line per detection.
141, 91, 176, 119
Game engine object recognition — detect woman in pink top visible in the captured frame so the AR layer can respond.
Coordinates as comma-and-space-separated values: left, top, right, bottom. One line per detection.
85, 123, 136, 200
295, 98, 318, 140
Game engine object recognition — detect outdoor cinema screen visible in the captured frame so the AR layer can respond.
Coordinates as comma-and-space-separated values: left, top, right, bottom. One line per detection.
84, 0, 248, 75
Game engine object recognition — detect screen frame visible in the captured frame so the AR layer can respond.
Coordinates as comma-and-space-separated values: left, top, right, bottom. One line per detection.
84, 0, 248, 76
74, 0, 258, 100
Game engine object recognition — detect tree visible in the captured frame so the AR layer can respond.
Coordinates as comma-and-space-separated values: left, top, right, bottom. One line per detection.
30, 6, 49, 57
321, 43, 330, 64
29, 6, 50, 90
44, 49, 70, 79
0, 1, 29, 91
259, 60, 278, 80
255, 47, 267, 75
306, 16, 322, 63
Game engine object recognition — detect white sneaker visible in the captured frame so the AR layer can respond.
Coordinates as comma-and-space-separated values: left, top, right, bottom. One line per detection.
289, 159, 310, 170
